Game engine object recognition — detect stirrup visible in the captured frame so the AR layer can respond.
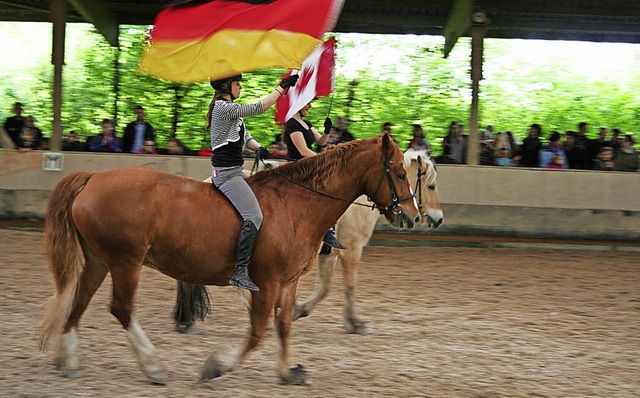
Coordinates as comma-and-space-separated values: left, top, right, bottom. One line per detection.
323, 231, 345, 249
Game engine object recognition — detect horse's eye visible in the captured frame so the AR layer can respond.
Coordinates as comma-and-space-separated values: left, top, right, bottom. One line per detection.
398, 174, 406, 181
427, 184, 436, 191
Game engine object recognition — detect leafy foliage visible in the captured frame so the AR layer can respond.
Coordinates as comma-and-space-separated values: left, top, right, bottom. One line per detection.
1, 24, 639, 154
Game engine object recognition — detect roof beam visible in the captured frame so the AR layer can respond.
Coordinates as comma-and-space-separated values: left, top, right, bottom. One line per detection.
67, 0, 118, 46
443, 0, 473, 58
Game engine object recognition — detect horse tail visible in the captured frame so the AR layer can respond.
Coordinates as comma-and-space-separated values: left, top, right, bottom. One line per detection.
38, 171, 93, 351
173, 281, 212, 328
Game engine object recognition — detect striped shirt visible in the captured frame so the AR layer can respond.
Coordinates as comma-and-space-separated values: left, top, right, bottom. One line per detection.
210, 100, 264, 151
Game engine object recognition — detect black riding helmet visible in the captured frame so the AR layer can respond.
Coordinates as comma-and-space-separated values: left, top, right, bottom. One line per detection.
210, 74, 243, 91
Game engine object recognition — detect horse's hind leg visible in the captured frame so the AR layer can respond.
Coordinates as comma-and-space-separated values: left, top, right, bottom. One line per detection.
293, 253, 337, 320
109, 264, 165, 385
56, 245, 108, 377
341, 246, 372, 335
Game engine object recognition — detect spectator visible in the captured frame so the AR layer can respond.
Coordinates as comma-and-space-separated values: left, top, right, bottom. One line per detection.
380, 122, 397, 144
88, 118, 122, 152
437, 121, 466, 164
138, 140, 157, 155
62, 131, 87, 151
589, 127, 609, 163
17, 115, 43, 150
539, 131, 568, 169
572, 121, 593, 169
546, 154, 565, 169
493, 132, 511, 158
519, 123, 542, 167
593, 147, 616, 171
407, 124, 429, 152
506, 131, 521, 161
615, 135, 639, 172
38, 136, 50, 151
479, 141, 495, 166
335, 116, 355, 143
495, 147, 516, 167
4, 102, 24, 147
16, 127, 38, 151
608, 128, 622, 151
123, 106, 155, 153
161, 137, 192, 155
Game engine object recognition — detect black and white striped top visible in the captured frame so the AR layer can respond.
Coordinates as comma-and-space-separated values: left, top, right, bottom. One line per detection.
210, 100, 264, 151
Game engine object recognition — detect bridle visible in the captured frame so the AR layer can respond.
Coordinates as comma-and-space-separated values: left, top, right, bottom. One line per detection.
366, 156, 415, 216
255, 153, 414, 216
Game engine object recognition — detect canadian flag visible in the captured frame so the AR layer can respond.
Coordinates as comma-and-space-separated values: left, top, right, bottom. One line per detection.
275, 37, 336, 124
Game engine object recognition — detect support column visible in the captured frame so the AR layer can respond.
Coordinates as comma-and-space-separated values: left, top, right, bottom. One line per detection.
50, 0, 66, 151
467, 23, 486, 165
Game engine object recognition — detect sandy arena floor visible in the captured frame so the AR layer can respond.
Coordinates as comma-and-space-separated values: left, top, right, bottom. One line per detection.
0, 229, 638, 397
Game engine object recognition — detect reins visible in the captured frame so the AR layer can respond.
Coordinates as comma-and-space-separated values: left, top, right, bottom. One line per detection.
252, 152, 413, 215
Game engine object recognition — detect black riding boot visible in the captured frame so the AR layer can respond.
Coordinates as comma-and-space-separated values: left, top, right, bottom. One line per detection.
230, 221, 260, 291
322, 227, 345, 249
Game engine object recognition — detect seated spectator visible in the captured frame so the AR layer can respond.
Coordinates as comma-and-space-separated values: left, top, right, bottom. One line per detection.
16, 127, 38, 151
22, 115, 43, 145
564, 131, 579, 169
137, 140, 157, 155
608, 128, 622, 151
4, 102, 24, 147
493, 132, 511, 158
546, 154, 565, 169
38, 136, 50, 151
160, 137, 192, 155
593, 147, 616, 171
334, 117, 355, 144
495, 147, 517, 167
539, 131, 568, 169
479, 141, 495, 166
572, 121, 593, 169
123, 106, 155, 153
407, 124, 429, 152
615, 135, 639, 172
88, 118, 122, 152
62, 131, 87, 151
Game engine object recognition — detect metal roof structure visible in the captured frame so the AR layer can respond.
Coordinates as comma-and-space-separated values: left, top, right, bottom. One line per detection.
1, 0, 640, 47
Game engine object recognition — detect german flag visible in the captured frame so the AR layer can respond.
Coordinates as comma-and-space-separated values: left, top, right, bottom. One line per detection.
139, 0, 344, 83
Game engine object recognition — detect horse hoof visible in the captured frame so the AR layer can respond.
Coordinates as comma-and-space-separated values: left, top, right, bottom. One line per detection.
62, 370, 82, 379
177, 325, 202, 335
146, 370, 167, 385
292, 305, 309, 321
346, 320, 372, 336
279, 364, 311, 386
199, 367, 223, 382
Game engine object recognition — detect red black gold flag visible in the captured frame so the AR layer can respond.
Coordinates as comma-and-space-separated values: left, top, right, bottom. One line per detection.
139, 0, 344, 83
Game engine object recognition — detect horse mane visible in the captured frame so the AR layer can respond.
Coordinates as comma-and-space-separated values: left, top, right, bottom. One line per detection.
404, 148, 437, 185
250, 138, 376, 190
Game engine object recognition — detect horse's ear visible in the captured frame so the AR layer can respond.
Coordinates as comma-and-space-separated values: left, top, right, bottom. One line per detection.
381, 132, 394, 157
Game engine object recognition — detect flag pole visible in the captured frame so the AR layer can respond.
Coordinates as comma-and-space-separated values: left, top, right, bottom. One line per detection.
327, 93, 335, 118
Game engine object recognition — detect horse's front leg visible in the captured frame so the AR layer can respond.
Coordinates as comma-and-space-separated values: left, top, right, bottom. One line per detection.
341, 246, 372, 335
200, 284, 277, 381
293, 252, 337, 321
277, 280, 310, 385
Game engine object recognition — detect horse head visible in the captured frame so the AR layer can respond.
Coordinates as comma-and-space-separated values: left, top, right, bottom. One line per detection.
404, 148, 444, 228
364, 133, 421, 229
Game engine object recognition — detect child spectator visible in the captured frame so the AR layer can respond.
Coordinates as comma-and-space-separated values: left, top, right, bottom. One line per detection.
594, 147, 616, 171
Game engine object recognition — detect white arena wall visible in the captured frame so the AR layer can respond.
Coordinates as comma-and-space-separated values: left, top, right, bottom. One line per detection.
1, 150, 638, 241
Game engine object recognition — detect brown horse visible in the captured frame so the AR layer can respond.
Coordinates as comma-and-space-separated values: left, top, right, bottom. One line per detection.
38, 134, 420, 386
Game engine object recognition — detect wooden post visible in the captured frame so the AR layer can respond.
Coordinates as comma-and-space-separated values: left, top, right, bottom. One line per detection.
467, 23, 486, 165
50, 0, 66, 151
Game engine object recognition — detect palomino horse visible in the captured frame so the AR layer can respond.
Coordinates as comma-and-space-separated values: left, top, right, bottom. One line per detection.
38, 134, 420, 386
293, 148, 443, 334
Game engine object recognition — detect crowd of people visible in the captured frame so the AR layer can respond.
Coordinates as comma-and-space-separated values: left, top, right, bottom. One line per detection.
2, 101, 638, 172
431, 120, 638, 172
